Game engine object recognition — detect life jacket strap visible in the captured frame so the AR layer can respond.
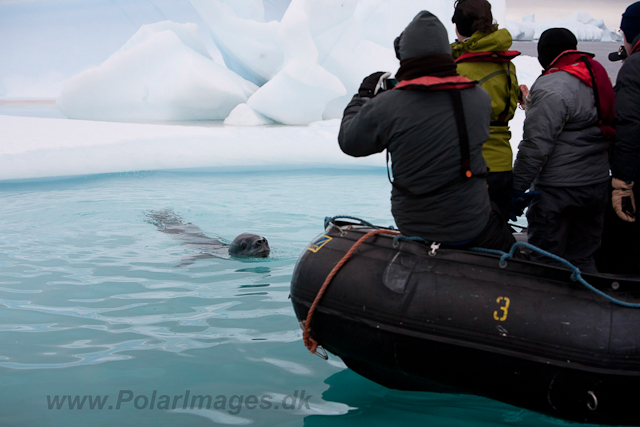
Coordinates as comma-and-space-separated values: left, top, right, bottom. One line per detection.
386, 81, 481, 198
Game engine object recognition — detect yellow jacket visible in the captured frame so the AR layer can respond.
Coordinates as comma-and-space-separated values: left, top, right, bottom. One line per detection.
452, 28, 519, 172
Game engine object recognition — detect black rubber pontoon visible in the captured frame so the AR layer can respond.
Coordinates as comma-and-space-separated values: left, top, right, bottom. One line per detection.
290, 219, 640, 425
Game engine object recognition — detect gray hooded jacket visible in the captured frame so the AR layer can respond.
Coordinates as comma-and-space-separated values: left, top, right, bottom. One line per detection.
513, 66, 611, 191
338, 11, 492, 243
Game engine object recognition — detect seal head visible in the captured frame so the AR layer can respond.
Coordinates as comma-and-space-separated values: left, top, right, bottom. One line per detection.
229, 233, 270, 258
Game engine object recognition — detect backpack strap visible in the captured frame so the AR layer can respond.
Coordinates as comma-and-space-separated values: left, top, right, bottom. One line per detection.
490, 61, 513, 127
580, 57, 616, 140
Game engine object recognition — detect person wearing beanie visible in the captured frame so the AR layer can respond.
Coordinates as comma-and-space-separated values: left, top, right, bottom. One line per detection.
338, 11, 515, 251
451, 0, 521, 222
511, 28, 615, 273
536, 28, 578, 69
597, 2, 640, 273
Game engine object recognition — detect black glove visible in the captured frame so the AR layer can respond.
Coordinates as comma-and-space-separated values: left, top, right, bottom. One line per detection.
358, 71, 391, 98
508, 189, 541, 221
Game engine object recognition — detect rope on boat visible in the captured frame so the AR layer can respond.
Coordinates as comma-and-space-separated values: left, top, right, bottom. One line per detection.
324, 215, 376, 229
392, 234, 426, 246
303, 228, 400, 357
472, 242, 640, 308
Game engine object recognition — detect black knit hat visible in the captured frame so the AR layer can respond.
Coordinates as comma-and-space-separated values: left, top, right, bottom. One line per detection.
537, 28, 578, 69
452, 6, 475, 38
621, 2, 640, 45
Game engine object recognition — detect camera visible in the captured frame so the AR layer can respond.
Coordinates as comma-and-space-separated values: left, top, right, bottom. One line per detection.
382, 78, 398, 91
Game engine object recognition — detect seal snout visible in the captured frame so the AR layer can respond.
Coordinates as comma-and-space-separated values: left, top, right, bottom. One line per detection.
254, 236, 270, 257
229, 233, 271, 258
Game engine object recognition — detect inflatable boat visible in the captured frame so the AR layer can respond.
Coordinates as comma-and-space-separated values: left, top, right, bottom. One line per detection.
290, 217, 640, 425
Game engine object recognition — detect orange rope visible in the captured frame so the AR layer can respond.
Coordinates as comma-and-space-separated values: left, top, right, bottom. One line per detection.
303, 228, 400, 355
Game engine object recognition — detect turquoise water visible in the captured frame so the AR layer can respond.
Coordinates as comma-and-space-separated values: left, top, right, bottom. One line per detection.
0, 169, 592, 426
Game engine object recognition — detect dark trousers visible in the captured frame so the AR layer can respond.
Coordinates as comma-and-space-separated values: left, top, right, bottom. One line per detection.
443, 202, 516, 253
595, 183, 640, 274
486, 171, 513, 222
526, 182, 608, 273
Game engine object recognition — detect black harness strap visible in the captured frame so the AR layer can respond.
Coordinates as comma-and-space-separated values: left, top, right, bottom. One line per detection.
450, 89, 472, 179
386, 88, 474, 198
386, 151, 468, 198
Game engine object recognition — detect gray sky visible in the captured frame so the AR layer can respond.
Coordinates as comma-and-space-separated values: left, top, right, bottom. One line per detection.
505, 0, 630, 29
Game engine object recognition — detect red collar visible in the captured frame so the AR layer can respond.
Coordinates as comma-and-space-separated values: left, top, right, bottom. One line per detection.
455, 50, 521, 64
394, 75, 476, 91
543, 50, 594, 75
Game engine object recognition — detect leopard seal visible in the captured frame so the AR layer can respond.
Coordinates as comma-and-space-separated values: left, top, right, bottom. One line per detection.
146, 209, 270, 265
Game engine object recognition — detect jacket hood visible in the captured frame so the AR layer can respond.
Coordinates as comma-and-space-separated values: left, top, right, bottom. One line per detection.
394, 11, 451, 61
451, 27, 512, 58
633, 33, 640, 55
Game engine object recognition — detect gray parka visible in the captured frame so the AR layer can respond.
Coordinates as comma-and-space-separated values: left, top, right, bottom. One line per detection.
337, 11, 492, 243
513, 65, 611, 191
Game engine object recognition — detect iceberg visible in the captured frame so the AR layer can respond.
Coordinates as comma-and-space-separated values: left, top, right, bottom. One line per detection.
0, 0, 223, 100
506, 20, 535, 41
224, 103, 276, 126
8, 0, 621, 128
507, 11, 622, 42
188, 0, 284, 86
243, 0, 348, 125
57, 21, 257, 121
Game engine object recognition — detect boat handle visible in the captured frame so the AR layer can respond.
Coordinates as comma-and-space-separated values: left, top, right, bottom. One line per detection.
314, 346, 328, 360
587, 390, 598, 411
429, 242, 440, 256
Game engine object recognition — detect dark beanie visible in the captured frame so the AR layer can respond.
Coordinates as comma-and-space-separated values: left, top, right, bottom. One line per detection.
452, 6, 475, 38
621, 1, 640, 45
537, 28, 578, 69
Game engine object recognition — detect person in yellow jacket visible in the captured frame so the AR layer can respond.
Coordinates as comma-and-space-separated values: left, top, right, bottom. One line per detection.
451, 0, 521, 221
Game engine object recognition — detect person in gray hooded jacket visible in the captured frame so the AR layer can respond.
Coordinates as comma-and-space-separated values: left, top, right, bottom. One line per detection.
338, 11, 515, 251
512, 28, 613, 273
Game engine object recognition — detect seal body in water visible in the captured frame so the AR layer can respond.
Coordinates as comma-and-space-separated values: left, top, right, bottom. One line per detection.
146, 209, 270, 265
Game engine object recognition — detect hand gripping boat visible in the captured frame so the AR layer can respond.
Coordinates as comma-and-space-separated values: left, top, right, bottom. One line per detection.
290, 217, 640, 425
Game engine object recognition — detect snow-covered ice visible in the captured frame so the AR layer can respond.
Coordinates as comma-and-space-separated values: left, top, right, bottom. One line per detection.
0, 115, 387, 181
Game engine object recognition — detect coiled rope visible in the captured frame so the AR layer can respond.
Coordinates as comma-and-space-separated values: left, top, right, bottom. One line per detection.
302, 228, 400, 356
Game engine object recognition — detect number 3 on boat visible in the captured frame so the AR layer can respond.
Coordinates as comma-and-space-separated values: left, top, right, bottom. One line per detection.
493, 296, 510, 321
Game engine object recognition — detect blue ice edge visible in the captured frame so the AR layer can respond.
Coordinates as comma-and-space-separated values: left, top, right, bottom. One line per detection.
0, 165, 387, 186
